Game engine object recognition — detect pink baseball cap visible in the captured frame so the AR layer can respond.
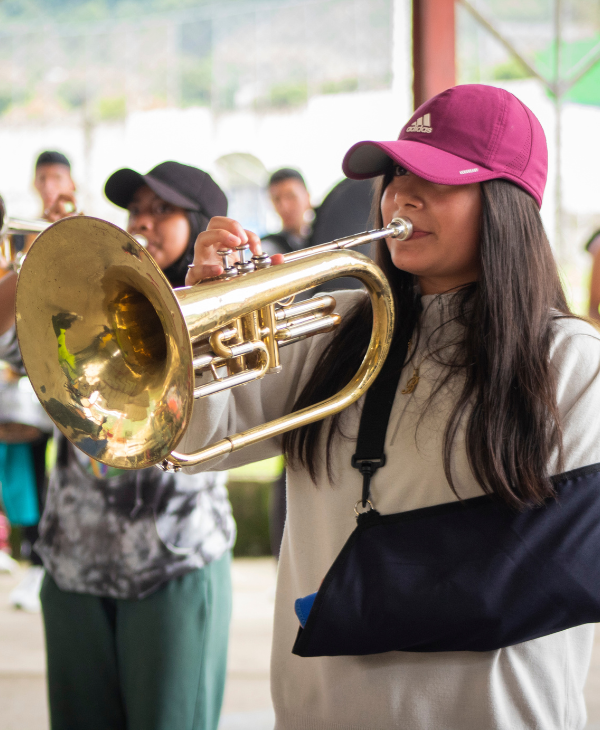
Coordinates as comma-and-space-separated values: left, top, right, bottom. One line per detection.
342, 84, 548, 207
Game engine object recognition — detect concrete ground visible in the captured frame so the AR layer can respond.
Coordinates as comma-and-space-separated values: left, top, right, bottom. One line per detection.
0, 559, 599, 730
0, 558, 276, 730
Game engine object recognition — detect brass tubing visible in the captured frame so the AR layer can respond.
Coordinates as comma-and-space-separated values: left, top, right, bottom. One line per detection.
3, 218, 49, 235
192, 341, 269, 398
281, 217, 412, 263
165, 250, 394, 469
259, 303, 281, 373
276, 313, 342, 342
274, 295, 336, 321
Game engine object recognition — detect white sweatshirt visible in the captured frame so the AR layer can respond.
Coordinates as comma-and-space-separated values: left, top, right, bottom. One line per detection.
181, 291, 600, 730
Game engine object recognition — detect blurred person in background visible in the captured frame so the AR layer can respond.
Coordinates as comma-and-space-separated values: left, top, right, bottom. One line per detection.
0, 159, 76, 611
261, 167, 313, 256
3, 422, 52, 611
6, 151, 78, 275
34, 150, 77, 221
0, 161, 235, 730
586, 229, 600, 322
0, 152, 77, 283
260, 167, 313, 558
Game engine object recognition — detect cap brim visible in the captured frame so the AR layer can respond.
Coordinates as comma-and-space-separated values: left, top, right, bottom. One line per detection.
104, 168, 200, 211
342, 139, 497, 187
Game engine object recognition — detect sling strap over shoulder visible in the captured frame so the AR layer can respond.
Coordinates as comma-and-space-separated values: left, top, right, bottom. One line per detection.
351, 337, 408, 507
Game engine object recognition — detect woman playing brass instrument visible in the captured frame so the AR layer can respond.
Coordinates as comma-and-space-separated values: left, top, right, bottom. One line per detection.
0, 162, 234, 730
184, 85, 600, 730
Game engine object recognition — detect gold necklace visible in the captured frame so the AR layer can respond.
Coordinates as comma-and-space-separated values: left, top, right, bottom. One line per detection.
401, 339, 421, 395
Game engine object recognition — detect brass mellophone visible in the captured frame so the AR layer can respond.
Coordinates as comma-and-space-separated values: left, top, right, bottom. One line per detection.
15, 215, 412, 471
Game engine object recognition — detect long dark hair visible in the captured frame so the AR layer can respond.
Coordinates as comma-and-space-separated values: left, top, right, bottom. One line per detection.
282, 178, 571, 510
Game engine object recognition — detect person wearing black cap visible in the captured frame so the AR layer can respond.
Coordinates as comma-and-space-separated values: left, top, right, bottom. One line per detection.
0, 162, 235, 730
34, 150, 77, 221
105, 161, 228, 287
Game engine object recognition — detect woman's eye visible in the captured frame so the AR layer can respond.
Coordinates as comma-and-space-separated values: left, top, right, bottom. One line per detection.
393, 165, 408, 177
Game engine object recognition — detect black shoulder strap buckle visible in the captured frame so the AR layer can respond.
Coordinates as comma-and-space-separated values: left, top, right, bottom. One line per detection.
351, 455, 387, 507
350, 332, 411, 513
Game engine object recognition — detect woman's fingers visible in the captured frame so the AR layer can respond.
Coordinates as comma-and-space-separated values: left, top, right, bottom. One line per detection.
185, 216, 286, 285
206, 216, 248, 242
206, 218, 262, 255
186, 231, 228, 285
185, 263, 223, 285
187, 218, 264, 286
244, 229, 262, 256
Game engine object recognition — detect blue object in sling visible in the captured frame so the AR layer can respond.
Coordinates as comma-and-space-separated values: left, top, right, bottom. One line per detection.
295, 592, 317, 628
0, 442, 39, 526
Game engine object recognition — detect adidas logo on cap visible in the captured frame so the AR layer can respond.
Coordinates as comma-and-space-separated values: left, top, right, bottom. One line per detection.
407, 113, 432, 134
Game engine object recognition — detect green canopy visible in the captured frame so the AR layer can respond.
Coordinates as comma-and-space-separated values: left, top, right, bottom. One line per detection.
536, 36, 600, 106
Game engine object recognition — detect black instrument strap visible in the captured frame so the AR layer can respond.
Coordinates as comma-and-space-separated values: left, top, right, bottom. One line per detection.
352, 337, 409, 507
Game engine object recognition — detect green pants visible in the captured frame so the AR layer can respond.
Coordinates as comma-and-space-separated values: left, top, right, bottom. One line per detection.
40, 553, 232, 730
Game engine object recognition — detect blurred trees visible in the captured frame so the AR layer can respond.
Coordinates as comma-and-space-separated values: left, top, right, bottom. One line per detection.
0, 0, 394, 121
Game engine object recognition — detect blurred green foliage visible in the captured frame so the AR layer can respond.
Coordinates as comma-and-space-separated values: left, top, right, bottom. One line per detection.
227, 458, 283, 557
8, 523, 21, 560
181, 62, 212, 107
269, 81, 308, 109
483, 0, 600, 24
0, 91, 12, 116
229, 457, 284, 482
0, 0, 228, 23
491, 58, 532, 81
227, 479, 272, 557
57, 81, 87, 110
96, 95, 127, 120
320, 77, 359, 95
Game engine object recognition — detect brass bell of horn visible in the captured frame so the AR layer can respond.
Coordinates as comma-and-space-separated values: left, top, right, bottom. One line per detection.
15, 215, 412, 471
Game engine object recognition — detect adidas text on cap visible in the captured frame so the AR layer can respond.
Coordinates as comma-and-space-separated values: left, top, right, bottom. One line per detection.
342, 84, 548, 208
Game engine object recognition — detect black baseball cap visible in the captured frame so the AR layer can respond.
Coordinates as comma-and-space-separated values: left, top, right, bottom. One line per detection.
104, 161, 227, 219
36, 150, 71, 169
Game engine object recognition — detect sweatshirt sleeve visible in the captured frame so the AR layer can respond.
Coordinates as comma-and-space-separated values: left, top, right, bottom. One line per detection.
179, 290, 363, 473
549, 316, 600, 472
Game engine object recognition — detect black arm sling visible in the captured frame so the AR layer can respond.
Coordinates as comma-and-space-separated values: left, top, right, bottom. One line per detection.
293, 339, 600, 657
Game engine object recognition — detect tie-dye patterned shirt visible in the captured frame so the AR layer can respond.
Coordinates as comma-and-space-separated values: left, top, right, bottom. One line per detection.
0, 328, 235, 599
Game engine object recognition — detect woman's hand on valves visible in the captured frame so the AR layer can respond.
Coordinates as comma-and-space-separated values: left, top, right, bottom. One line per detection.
186, 216, 284, 286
